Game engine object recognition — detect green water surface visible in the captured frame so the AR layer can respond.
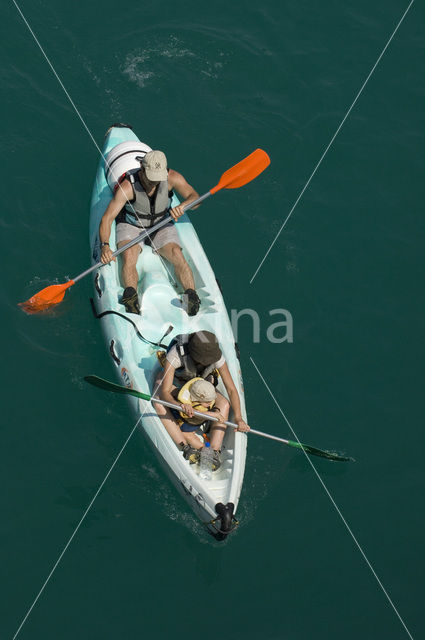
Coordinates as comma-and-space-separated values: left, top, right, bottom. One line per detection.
1, 1, 424, 638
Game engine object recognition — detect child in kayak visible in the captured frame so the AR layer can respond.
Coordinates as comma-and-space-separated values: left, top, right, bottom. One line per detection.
168, 377, 223, 468
153, 331, 250, 471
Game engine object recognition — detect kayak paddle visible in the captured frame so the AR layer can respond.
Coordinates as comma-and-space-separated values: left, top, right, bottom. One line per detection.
84, 375, 353, 462
19, 149, 270, 314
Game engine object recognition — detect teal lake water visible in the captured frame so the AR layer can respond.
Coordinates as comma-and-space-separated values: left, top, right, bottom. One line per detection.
1, 1, 424, 638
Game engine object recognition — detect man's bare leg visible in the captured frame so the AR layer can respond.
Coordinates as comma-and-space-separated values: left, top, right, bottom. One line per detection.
209, 393, 230, 451
153, 376, 203, 450
152, 400, 189, 446
118, 242, 141, 290
158, 242, 200, 315
157, 243, 194, 291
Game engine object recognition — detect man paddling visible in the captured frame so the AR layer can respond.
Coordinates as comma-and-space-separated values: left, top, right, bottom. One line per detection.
154, 331, 250, 471
99, 150, 201, 315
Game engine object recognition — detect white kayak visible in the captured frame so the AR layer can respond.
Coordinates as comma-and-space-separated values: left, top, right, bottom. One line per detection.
89, 124, 247, 539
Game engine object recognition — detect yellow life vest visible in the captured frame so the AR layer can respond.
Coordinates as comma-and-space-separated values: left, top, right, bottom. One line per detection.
177, 377, 215, 425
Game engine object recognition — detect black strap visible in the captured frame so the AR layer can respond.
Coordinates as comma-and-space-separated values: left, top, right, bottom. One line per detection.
126, 210, 169, 222
117, 210, 169, 230
89, 298, 168, 349
149, 185, 158, 218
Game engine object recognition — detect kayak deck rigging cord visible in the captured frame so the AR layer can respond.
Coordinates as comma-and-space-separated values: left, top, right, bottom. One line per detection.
89, 298, 171, 349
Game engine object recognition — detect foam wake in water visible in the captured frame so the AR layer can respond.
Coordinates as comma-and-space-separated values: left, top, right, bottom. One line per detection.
122, 35, 225, 88
138, 462, 210, 542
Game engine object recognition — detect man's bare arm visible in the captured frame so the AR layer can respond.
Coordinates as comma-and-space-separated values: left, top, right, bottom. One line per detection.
168, 169, 200, 221
99, 181, 133, 263
219, 362, 250, 432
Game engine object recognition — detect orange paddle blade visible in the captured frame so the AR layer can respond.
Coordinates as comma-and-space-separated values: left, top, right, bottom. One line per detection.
210, 149, 270, 194
19, 280, 75, 314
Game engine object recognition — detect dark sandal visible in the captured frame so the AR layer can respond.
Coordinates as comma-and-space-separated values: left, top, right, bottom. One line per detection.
182, 444, 201, 464
121, 286, 141, 315
212, 449, 221, 472
182, 288, 200, 316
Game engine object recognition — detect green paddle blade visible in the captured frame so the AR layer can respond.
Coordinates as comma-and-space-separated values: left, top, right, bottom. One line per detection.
287, 440, 354, 462
84, 375, 151, 401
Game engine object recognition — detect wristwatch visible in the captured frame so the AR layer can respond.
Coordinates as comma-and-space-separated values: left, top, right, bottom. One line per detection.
100, 242, 109, 248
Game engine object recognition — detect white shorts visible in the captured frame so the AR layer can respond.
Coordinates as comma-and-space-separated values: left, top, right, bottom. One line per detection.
115, 221, 181, 251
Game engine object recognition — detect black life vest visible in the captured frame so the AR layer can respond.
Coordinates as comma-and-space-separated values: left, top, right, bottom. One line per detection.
167, 334, 218, 383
